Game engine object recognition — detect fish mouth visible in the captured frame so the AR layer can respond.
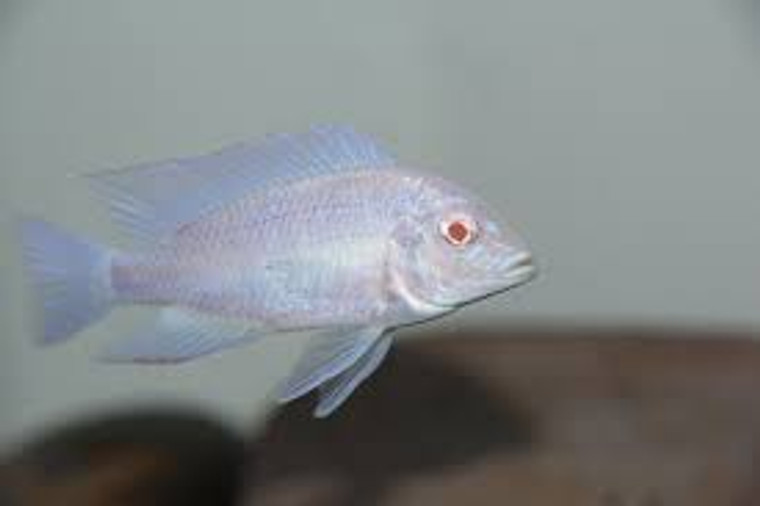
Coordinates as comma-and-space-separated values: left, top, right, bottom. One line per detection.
422, 251, 538, 312
457, 252, 537, 307
474, 251, 536, 299
501, 252, 537, 289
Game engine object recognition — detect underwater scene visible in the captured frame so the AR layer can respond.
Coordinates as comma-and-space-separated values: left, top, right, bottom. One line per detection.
2, 1, 760, 505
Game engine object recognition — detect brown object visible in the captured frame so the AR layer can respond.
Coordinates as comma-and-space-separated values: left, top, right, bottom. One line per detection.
2, 409, 247, 506
242, 324, 760, 506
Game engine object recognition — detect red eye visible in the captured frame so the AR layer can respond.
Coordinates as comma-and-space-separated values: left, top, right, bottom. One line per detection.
441, 218, 476, 246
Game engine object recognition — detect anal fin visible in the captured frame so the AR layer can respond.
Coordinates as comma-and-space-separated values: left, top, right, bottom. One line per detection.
100, 308, 257, 363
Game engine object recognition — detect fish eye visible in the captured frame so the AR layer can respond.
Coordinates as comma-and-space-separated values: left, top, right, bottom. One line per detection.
439, 216, 477, 247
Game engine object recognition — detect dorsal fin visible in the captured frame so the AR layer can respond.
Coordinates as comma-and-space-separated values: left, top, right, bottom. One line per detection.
87, 125, 397, 246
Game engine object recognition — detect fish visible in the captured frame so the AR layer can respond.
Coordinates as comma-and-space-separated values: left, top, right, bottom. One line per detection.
18, 125, 537, 417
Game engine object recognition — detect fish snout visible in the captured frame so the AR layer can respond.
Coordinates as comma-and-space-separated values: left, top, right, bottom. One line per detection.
499, 250, 537, 288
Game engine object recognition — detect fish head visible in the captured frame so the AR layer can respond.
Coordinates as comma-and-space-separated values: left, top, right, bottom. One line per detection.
389, 174, 537, 314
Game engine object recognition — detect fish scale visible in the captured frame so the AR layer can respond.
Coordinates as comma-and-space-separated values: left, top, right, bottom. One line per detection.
112, 171, 407, 327
18, 125, 535, 417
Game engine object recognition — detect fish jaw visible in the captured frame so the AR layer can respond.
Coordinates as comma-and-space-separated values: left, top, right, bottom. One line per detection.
386, 259, 457, 324
451, 251, 537, 309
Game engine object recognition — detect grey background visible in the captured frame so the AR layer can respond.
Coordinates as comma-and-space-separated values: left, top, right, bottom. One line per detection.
1, 0, 759, 445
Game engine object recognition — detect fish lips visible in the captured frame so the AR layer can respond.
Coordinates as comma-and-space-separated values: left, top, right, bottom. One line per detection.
477, 253, 537, 299
500, 253, 537, 289
437, 252, 537, 310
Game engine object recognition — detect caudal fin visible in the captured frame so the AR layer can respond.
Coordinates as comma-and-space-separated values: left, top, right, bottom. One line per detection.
19, 218, 114, 344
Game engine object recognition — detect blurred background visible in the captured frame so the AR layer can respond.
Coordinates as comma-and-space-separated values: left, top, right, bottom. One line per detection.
1, 0, 759, 504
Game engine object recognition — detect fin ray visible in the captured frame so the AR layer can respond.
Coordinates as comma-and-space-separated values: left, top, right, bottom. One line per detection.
276, 326, 384, 403
19, 218, 113, 344
87, 125, 396, 245
100, 308, 257, 363
315, 334, 393, 417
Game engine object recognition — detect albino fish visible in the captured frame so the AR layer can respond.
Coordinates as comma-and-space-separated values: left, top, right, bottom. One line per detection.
19, 126, 536, 417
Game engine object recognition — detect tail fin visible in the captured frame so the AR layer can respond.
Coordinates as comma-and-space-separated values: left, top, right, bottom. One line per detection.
19, 218, 114, 344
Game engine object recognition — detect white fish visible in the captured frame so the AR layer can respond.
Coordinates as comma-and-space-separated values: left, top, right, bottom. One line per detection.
19, 126, 536, 417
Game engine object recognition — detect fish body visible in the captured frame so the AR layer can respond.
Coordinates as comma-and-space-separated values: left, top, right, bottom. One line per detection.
111, 170, 413, 328
19, 126, 536, 417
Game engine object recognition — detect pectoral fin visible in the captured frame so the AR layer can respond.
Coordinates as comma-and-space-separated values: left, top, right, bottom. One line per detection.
315, 334, 393, 417
276, 326, 385, 404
